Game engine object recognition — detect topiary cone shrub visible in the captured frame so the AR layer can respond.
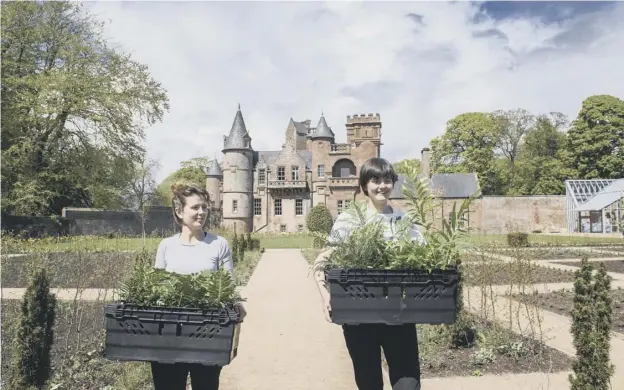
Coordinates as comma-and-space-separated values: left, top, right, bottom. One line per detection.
306, 204, 334, 247
569, 258, 614, 390
9, 267, 57, 390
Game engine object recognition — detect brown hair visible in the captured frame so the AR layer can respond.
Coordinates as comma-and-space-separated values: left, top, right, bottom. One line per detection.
171, 183, 210, 225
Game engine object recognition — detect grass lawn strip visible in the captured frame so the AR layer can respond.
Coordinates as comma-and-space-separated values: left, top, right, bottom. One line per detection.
380, 317, 572, 378
512, 288, 624, 335
553, 260, 624, 274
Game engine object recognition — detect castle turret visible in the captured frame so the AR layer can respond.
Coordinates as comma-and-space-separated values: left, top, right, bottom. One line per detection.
205, 158, 222, 209
221, 105, 254, 233
310, 114, 335, 143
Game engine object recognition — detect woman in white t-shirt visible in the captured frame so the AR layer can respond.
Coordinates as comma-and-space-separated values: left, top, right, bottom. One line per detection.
314, 157, 423, 390
151, 183, 245, 390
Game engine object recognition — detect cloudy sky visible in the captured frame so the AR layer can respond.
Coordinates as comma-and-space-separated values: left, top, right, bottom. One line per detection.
85, 0, 624, 183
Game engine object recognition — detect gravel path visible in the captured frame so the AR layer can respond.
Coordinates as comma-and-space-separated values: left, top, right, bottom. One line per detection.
218, 248, 391, 389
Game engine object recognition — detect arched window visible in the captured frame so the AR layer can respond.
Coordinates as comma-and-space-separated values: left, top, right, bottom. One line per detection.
332, 159, 356, 177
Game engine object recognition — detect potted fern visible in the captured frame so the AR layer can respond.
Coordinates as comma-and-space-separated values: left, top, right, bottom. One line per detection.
104, 250, 243, 365
313, 167, 476, 325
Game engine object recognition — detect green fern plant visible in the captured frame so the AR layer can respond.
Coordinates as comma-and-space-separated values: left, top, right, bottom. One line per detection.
118, 251, 241, 309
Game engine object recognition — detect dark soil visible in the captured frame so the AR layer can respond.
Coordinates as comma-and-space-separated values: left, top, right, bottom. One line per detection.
1, 251, 137, 289
463, 262, 576, 286
382, 318, 572, 378
555, 260, 624, 274
512, 289, 624, 334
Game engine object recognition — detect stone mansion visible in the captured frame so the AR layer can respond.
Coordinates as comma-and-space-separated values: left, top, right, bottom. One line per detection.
204, 106, 387, 233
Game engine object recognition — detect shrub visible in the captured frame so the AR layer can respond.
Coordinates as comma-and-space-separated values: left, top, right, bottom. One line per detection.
507, 232, 529, 247
307, 204, 333, 247
306, 204, 333, 234
9, 267, 57, 389
569, 258, 614, 390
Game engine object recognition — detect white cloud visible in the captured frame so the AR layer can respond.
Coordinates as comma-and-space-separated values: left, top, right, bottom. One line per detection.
85, 0, 624, 182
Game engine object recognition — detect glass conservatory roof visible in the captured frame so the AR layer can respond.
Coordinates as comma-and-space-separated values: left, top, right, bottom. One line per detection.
566, 179, 614, 207
576, 178, 624, 212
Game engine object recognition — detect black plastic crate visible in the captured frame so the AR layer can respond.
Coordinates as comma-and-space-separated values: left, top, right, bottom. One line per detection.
326, 267, 460, 325
104, 303, 242, 365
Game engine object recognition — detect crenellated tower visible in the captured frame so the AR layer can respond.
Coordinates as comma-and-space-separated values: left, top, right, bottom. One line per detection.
345, 113, 382, 156
221, 105, 254, 233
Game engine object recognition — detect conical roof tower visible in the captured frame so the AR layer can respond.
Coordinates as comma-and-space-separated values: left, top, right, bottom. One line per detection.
223, 104, 252, 151
310, 113, 335, 142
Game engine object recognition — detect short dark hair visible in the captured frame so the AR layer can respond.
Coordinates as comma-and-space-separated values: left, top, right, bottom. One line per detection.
358, 157, 398, 196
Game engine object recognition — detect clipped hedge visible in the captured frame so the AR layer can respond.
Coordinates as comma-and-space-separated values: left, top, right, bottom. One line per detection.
306, 204, 333, 235
507, 232, 529, 247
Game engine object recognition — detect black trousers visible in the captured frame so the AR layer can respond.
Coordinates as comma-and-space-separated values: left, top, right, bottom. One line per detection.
150, 361, 221, 390
343, 323, 421, 390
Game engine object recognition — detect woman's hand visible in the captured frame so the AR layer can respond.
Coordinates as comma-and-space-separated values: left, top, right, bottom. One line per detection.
235, 302, 247, 321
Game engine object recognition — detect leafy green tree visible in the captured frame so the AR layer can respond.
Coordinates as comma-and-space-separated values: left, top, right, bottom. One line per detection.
567, 95, 624, 179
512, 113, 577, 195
1, 1, 169, 215
393, 159, 421, 175
155, 157, 207, 206
430, 112, 503, 195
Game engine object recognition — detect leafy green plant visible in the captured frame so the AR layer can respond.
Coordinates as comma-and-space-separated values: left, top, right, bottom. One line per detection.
118, 250, 241, 309
312, 165, 477, 273
9, 267, 57, 390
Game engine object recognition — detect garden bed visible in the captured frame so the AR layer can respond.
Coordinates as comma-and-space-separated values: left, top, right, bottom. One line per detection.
554, 260, 624, 274
462, 262, 576, 286
1, 251, 136, 289
0, 299, 155, 390
496, 248, 608, 260
381, 318, 572, 378
511, 289, 624, 334
1, 250, 261, 288
596, 246, 624, 253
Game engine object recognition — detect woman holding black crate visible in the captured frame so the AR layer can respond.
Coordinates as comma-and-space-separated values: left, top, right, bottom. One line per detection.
313, 157, 425, 390
150, 183, 246, 390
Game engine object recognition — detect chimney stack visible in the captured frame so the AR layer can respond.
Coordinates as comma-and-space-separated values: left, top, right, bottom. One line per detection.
421, 147, 431, 178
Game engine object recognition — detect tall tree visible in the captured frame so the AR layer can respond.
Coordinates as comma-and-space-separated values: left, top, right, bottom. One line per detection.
511, 112, 577, 195
1, 1, 169, 215
492, 108, 536, 186
430, 112, 503, 195
567, 95, 624, 179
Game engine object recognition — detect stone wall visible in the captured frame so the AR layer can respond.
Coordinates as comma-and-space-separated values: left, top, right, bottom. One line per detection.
1, 214, 70, 238
391, 195, 567, 235
61, 206, 222, 236
473, 196, 566, 234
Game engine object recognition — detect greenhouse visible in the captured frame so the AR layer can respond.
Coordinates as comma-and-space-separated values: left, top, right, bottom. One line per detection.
565, 178, 624, 233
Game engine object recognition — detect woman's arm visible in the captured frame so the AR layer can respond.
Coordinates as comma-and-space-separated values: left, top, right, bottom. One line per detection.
313, 246, 334, 322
